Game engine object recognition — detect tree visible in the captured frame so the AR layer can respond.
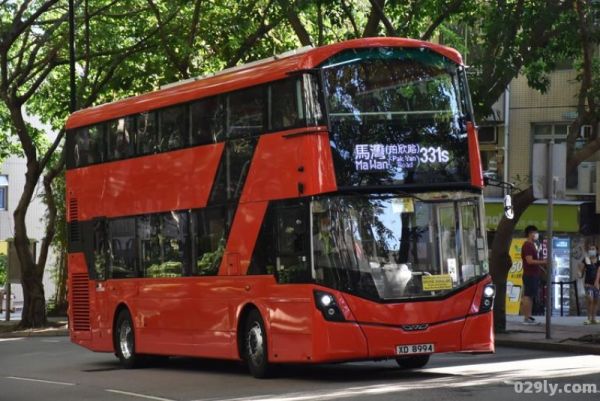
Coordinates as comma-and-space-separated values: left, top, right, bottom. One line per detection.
0, 0, 163, 328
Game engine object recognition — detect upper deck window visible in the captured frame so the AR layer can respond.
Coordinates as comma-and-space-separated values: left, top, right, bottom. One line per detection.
191, 96, 224, 145
226, 86, 265, 139
158, 105, 189, 151
321, 47, 470, 188
74, 124, 104, 167
66, 74, 324, 169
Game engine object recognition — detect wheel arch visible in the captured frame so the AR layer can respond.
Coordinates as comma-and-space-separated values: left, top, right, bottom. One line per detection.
236, 302, 270, 360
112, 302, 132, 353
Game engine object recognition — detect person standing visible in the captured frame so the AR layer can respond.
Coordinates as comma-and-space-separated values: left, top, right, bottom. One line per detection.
579, 243, 600, 325
520, 225, 547, 325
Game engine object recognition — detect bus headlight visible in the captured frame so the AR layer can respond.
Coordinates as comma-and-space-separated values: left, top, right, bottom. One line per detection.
314, 291, 345, 322
479, 284, 496, 312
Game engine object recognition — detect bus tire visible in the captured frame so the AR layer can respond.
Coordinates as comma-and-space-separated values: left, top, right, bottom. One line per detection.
114, 309, 143, 369
395, 354, 430, 369
243, 309, 271, 378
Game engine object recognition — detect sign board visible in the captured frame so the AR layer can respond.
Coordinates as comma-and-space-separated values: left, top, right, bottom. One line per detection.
506, 238, 526, 315
422, 274, 453, 291
485, 202, 580, 232
532, 142, 566, 199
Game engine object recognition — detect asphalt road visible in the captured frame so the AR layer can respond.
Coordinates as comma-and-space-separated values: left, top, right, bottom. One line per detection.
1, 337, 599, 401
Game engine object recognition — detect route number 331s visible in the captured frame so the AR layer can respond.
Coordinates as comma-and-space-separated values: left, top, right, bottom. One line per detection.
419, 146, 450, 164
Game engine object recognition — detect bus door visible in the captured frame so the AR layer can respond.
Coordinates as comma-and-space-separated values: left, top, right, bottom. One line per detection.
274, 201, 311, 284
436, 204, 459, 282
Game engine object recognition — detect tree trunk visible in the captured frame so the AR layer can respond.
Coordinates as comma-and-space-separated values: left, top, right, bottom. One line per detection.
14, 173, 48, 328
489, 186, 534, 333
54, 251, 68, 315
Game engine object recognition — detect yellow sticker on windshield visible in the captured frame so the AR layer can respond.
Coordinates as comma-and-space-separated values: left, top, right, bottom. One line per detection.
422, 274, 453, 291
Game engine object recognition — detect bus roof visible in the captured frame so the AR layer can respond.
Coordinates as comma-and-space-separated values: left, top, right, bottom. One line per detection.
66, 37, 462, 130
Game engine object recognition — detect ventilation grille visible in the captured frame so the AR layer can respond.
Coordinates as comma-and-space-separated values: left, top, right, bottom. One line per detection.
70, 273, 90, 331
68, 198, 80, 243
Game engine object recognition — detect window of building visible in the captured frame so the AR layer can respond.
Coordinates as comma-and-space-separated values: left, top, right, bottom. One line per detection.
226, 86, 265, 138
532, 122, 594, 194
74, 124, 105, 167
109, 217, 137, 278
193, 206, 231, 276
191, 96, 224, 145
107, 117, 136, 161
0, 175, 7, 211
136, 112, 157, 156
158, 105, 189, 152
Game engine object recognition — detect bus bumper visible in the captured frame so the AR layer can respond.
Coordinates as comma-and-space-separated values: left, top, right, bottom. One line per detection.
307, 311, 494, 363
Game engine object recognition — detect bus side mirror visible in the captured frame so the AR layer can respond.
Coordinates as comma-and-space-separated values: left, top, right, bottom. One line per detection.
504, 195, 514, 220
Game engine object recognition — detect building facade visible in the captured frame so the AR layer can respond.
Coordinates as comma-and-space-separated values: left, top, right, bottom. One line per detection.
0, 156, 57, 318
481, 68, 599, 316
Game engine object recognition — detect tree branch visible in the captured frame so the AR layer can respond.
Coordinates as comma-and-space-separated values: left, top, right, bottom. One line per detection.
421, 0, 464, 41
367, 0, 396, 36
277, 0, 312, 46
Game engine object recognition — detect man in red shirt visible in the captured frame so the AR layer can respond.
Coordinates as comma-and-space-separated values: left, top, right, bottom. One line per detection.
520, 225, 547, 325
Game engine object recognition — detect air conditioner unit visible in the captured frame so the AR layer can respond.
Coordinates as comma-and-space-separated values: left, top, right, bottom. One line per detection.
580, 125, 593, 139
478, 126, 497, 144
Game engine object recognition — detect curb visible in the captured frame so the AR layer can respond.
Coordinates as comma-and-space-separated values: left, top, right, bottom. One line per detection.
0, 328, 68, 338
496, 338, 600, 355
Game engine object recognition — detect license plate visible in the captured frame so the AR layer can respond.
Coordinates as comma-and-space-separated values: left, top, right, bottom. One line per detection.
395, 343, 434, 355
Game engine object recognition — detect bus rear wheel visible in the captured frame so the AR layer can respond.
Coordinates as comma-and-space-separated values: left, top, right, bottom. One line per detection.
395, 354, 430, 369
114, 309, 143, 369
243, 309, 271, 378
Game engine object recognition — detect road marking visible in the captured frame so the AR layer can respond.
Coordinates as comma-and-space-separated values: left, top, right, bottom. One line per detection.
5, 376, 76, 386
0, 338, 24, 342
105, 389, 176, 401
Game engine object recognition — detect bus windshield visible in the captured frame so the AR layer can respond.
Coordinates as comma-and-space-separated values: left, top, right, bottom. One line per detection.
312, 193, 487, 301
321, 47, 471, 187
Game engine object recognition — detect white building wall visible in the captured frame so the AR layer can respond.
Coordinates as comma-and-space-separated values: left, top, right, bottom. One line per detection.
0, 156, 57, 309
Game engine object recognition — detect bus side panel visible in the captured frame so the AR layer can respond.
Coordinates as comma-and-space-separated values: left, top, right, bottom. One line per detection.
461, 312, 495, 353
240, 131, 337, 204
133, 278, 238, 359
65, 144, 224, 221
218, 201, 268, 276
68, 253, 113, 352
258, 284, 369, 363
310, 309, 370, 363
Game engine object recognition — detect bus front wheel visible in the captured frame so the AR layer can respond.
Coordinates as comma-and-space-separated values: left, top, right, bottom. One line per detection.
395, 354, 430, 369
243, 309, 271, 378
114, 309, 143, 369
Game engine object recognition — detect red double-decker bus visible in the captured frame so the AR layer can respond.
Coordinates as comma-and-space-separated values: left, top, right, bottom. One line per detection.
66, 37, 495, 378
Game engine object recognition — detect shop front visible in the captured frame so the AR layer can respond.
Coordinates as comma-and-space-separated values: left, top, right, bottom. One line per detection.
485, 199, 598, 316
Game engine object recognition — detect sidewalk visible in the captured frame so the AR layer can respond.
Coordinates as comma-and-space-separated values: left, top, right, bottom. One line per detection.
0, 316, 68, 338
496, 314, 600, 354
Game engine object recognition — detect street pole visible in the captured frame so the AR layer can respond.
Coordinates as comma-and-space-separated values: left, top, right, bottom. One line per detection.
69, 0, 76, 113
545, 140, 554, 339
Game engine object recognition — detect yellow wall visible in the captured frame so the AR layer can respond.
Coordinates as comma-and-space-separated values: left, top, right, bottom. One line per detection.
507, 69, 580, 182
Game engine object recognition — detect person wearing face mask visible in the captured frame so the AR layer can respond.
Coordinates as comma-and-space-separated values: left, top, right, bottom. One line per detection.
520, 225, 547, 325
579, 243, 600, 325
